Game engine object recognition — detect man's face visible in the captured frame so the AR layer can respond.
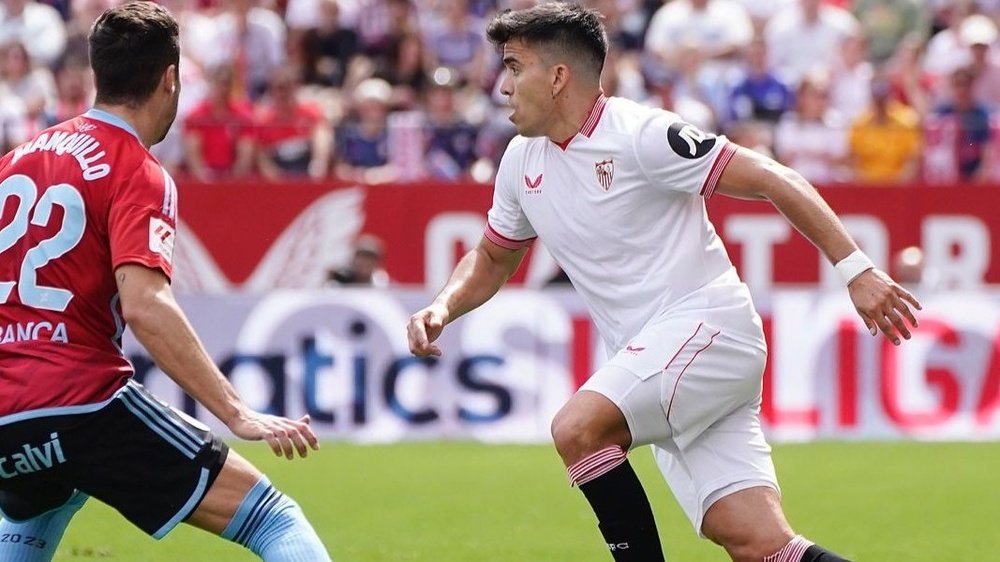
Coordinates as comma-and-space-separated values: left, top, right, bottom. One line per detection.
499, 38, 555, 138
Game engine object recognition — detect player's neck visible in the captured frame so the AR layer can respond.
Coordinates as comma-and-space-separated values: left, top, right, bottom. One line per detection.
92, 103, 159, 148
546, 88, 605, 145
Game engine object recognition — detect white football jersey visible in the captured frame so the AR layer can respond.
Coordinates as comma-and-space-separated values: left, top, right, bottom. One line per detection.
487, 95, 753, 353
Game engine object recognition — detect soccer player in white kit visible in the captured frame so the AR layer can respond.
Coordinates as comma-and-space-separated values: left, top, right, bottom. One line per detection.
407, 4, 921, 562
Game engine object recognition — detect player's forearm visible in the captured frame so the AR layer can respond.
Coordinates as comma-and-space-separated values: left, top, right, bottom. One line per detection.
761, 165, 858, 265
433, 242, 523, 324
124, 289, 246, 426
718, 149, 857, 265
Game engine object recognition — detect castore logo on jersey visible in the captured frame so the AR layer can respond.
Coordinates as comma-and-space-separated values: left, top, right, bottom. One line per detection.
524, 173, 542, 192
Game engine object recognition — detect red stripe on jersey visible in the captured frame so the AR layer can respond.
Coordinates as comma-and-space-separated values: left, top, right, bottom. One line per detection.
700, 142, 737, 198
484, 223, 534, 250
581, 95, 608, 138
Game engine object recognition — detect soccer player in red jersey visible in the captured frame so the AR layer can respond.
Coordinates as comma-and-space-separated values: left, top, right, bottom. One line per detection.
0, 3, 331, 561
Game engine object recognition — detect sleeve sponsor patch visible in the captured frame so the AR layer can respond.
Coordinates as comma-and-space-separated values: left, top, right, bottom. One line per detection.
666, 121, 717, 159
149, 217, 175, 263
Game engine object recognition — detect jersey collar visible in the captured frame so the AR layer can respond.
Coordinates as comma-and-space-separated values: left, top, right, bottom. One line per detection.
83, 108, 142, 143
552, 93, 608, 151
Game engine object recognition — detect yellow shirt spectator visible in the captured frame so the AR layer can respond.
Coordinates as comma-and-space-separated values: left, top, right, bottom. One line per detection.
848, 100, 922, 184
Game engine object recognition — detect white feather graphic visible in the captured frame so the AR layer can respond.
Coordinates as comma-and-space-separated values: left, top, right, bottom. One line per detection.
172, 218, 233, 293
244, 187, 365, 290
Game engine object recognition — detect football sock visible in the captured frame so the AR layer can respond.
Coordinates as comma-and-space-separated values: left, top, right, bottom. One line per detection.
569, 446, 665, 562
0, 490, 87, 562
222, 476, 332, 562
764, 535, 851, 562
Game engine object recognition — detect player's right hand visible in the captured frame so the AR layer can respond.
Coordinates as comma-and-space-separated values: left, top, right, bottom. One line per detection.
407, 304, 448, 357
228, 411, 320, 460
848, 268, 921, 346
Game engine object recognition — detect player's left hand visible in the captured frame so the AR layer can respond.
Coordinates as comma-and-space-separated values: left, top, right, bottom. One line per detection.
229, 411, 320, 460
848, 268, 922, 346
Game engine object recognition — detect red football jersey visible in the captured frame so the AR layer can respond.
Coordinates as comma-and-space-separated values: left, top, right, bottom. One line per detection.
0, 109, 177, 416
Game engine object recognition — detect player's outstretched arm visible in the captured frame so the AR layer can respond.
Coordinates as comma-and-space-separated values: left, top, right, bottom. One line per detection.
115, 264, 320, 459
408, 236, 527, 357
713, 146, 922, 345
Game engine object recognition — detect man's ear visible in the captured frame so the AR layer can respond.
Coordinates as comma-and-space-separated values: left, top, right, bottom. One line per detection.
551, 64, 570, 98
162, 64, 178, 95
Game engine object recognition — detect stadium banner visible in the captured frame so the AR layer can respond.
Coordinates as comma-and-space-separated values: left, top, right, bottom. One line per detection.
124, 289, 1000, 443
171, 181, 1000, 292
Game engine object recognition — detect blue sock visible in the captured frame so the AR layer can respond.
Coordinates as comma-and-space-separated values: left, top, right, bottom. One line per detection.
0, 491, 87, 562
222, 477, 331, 562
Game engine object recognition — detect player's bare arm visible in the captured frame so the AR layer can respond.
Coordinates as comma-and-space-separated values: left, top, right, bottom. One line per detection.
408, 237, 526, 357
714, 146, 922, 345
115, 264, 319, 459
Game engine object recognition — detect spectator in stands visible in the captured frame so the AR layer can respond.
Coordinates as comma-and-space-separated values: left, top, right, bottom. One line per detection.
642, 66, 715, 132
46, 59, 92, 126
930, 65, 996, 183
764, 0, 859, 86
327, 234, 389, 287
829, 30, 874, 123
335, 77, 397, 183
923, 2, 973, 82
360, 0, 425, 103
852, 0, 930, 63
199, 0, 287, 100
182, 64, 256, 181
960, 14, 1000, 110
0, 86, 27, 153
644, 0, 753, 75
727, 36, 794, 124
884, 32, 933, 115
0, 40, 56, 137
848, 77, 922, 184
255, 66, 333, 180
0, 0, 66, 66
423, 0, 488, 89
773, 70, 850, 184
421, 67, 480, 181
300, 0, 361, 89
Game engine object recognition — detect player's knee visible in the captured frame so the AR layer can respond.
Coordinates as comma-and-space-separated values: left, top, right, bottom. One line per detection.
551, 408, 622, 465
706, 526, 790, 562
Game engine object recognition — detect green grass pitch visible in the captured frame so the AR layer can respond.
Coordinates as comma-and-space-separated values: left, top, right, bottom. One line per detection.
52, 441, 999, 561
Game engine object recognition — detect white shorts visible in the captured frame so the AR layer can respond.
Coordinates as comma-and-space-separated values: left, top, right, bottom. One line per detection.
579, 313, 778, 536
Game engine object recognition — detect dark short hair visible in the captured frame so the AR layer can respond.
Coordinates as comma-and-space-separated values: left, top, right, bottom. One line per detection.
486, 2, 608, 78
89, 1, 180, 107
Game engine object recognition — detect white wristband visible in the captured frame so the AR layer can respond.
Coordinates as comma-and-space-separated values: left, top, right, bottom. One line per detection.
835, 250, 875, 285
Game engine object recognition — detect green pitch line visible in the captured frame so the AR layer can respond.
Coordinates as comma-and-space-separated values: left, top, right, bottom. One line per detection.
53, 441, 1000, 561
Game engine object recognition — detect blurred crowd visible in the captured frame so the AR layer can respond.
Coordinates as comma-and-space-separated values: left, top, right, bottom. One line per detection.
3, 0, 1000, 185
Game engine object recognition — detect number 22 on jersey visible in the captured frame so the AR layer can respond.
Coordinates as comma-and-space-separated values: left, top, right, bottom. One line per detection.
0, 174, 85, 312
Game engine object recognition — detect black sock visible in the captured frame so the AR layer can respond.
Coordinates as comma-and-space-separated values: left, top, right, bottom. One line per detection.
802, 544, 852, 562
578, 460, 665, 561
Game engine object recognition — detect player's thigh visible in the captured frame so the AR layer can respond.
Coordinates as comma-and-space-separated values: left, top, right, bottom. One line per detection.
577, 364, 669, 451
60, 382, 228, 539
654, 398, 779, 537
184, 450, 264, 535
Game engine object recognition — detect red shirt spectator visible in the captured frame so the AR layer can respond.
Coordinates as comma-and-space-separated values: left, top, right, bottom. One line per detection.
182, 64, 256, 180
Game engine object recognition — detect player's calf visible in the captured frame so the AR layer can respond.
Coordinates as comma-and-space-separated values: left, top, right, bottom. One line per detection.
222, 476, 331, 562
568, 446, 665, 562
0, 490, 87, 562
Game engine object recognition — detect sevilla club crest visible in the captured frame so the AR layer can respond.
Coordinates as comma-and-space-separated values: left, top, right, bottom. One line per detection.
595, 159, 614, 191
